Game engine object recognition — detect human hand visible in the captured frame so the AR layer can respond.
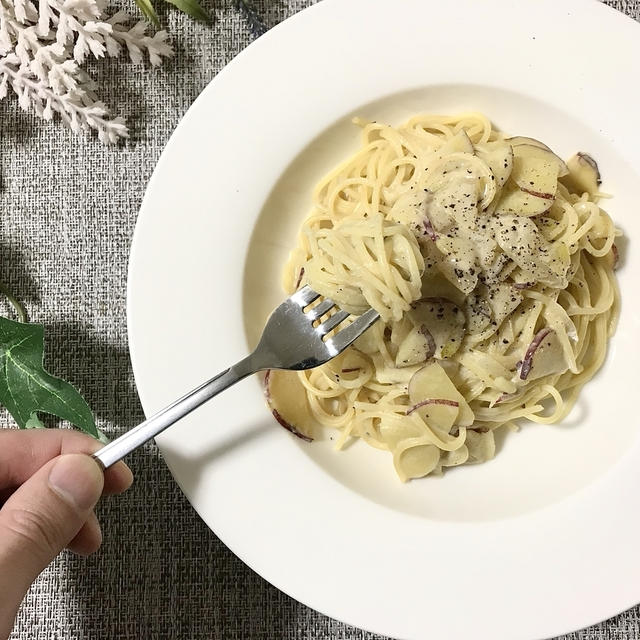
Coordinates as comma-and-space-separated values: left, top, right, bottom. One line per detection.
0, 429, 133, 640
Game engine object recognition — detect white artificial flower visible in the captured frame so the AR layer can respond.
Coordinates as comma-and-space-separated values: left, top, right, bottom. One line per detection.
0, 0, 173, 143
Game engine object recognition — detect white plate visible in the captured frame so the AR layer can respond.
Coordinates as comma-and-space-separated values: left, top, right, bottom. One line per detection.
127, 1, 640, 638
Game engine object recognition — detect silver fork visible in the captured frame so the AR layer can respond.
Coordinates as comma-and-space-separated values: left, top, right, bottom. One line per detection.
93, 286, 379, 469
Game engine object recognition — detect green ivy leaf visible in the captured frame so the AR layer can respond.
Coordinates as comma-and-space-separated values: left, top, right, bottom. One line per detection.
25, 414, 45, 429
162, 0, 210, 22
134, 0, 161, 26
0, 317, 98, 438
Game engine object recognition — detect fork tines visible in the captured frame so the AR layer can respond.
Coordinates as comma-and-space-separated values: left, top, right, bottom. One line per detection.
293, 285, 379, 342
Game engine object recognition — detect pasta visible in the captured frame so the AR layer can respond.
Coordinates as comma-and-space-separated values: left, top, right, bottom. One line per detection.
267, 112, 621, 482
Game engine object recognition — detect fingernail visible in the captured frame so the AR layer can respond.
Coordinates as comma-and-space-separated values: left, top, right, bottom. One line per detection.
48, 454, 104, 511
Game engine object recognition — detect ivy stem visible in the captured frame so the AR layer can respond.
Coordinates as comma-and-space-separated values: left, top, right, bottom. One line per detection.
0, 282, 27, 323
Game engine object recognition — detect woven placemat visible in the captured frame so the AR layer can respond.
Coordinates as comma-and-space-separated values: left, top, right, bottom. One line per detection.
1, 1, 638, 638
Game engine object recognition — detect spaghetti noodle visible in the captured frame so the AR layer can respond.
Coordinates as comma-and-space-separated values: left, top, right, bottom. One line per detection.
270, 113, 620, 481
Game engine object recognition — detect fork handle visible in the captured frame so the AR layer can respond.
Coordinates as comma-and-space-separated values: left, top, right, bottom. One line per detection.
93, 356, 257, 469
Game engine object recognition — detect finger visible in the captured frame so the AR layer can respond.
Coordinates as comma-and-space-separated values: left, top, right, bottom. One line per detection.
67, 511, 102, 557
0, 429, 133, 495
0, 453, 104, 630
101, 460, 134, 496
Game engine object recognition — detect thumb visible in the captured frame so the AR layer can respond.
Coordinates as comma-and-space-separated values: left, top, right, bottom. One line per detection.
0, 453, 104, 630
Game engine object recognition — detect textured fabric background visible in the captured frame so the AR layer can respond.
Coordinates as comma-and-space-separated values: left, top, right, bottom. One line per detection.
1, 0, 638, 638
